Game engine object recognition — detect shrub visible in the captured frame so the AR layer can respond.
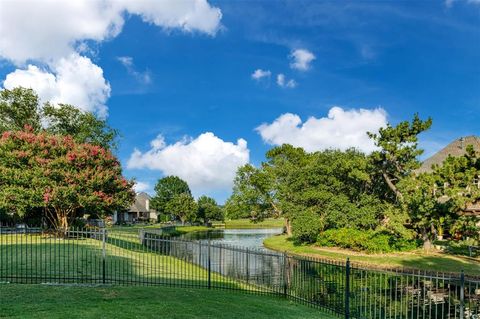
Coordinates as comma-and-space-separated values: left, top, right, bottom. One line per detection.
291, 210, 324, 244
317, 228, 419, 253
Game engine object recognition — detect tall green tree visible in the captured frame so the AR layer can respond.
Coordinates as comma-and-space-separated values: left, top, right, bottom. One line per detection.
0, 87, 118, 150
151, 176, 192, 220
0, 87, 42, 132
197, 196, 224, 223
165, 193, 197, 225
0, 128, 135, 231
368, 114, 432, 200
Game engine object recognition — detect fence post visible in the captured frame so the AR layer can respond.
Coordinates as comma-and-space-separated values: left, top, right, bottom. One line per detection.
345, 258, 351, 319
460, 270, 465, 319
283, 252, 288, 297
102, 227, 106, 284
207, 239, 211, 289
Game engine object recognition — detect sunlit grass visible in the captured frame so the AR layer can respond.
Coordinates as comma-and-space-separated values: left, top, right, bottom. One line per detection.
0, 233, 236, 288
264, 235, 480, 276
0, 284, 336, 319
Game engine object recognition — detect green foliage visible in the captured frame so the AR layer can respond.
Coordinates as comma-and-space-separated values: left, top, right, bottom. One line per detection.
197, 196, 224, 223
445, 238, 479, 257
450, 216, 480, 241
368, 114, 432, 200
151, 176, 191, 219
224, 195, 251, 220
0, 128, 135, 230
317, 228, 419, 253
43, 104, 118, 150
165, 193, 197, 224
227, 144, 410, 239
0, 87, 118, 150
291, 210, 323, 243
0, 87, 42, 133
400, 144, 480, 244
228, 164, 277, 221
434, 146, 480, 214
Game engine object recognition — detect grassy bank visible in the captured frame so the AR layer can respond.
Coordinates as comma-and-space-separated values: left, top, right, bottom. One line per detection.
0, 284, 336, 319
217, 218, 285, 229
111, 224, 210, 235
264, 235, 480, 276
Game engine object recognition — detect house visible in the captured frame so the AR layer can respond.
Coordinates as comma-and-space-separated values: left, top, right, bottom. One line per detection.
113, 192, 158, 224
418, 136, 480, 216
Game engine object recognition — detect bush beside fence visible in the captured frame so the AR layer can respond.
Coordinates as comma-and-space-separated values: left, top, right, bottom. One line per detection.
1, 227, 479, 319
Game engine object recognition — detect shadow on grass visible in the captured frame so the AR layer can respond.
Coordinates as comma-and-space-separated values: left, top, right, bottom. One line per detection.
0, 238, 243, 290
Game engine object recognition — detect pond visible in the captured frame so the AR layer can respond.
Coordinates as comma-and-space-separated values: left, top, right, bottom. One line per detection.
181, 228, 284, 251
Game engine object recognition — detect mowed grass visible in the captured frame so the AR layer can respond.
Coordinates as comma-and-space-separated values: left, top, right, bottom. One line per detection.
0, 284, 335, 319
0, 233, 235, 287
264, 235, 480, 276
218, 218, 285, 229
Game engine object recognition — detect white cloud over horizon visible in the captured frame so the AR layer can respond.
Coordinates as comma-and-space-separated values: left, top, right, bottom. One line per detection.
289, 49, 316, 71
0, 0, 222, 116
127, 132, 249, 195
256, 107, 388, 153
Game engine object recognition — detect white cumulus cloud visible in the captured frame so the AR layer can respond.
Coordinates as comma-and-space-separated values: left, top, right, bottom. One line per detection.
0, 0, 222, 64
289, 49, 316, 71
256, 107, 387, 153
276, 73, 297, 88
127, 132, 249, 194
251, 69, 271, 80
0, 0, 222, 116
3, 54, 111, 117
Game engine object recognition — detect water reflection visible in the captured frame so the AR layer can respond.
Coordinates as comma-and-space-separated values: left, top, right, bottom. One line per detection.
181, 228, 284, 251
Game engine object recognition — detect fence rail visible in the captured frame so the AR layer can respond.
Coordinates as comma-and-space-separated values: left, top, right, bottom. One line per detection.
1, 227, 479, 319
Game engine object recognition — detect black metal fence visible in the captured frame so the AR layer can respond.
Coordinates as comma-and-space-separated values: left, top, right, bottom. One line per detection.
1, 227, 479, 319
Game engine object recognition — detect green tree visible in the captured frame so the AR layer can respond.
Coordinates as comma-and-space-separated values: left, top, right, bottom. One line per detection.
165, 193, 197, 225
197, 196, 224, 223
43, 104, 118, 150
401, 145, 480, 247
227, 145, 405, 241
0, 87, 118, 150
0, 128, 135, 231
0, 87, 42, 133
151, 176, 192, 220
368, 114, 432, 200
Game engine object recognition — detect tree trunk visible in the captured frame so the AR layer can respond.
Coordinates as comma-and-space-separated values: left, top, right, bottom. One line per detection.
382, 171, 403, 200
285, 218, 292, 236
421, 228, 433, 250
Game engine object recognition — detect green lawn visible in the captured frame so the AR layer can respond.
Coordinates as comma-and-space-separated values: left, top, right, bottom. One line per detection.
0, 284, 337, 319
0, 233, 234, 288
264, 235, 480, 276
218, 218, 285, 229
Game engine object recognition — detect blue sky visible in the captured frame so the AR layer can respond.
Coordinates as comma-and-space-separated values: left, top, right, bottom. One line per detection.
0, 0, 479, 202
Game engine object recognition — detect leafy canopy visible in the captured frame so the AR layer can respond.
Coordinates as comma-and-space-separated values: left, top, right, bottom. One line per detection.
151, 176, 192, 215
165, 193, 197, 224
0, 128, 135, 230
197, 196, 224, 222
0, 87, 118, 150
